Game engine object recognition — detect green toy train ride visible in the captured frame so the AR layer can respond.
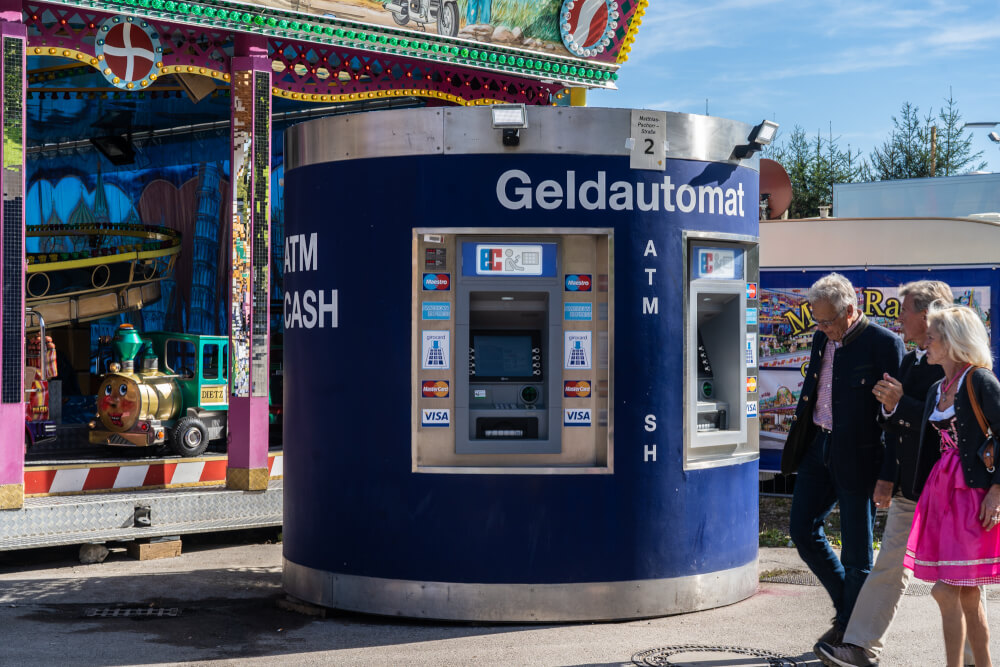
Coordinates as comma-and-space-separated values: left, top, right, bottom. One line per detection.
89, 323, 229, 457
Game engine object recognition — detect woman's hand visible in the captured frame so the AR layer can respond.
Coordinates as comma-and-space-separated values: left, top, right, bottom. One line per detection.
873, 374, 903, 412
979, 485, 1000, 530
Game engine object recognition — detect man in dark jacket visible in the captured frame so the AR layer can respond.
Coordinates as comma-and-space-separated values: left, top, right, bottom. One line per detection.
815, 281, 958, 666
780, 273, 904, 652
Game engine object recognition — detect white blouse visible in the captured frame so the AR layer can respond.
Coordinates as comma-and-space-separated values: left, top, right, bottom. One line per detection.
929, 366, 973, 422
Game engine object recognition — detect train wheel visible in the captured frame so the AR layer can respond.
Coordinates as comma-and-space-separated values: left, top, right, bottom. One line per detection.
171, 417, 209, 457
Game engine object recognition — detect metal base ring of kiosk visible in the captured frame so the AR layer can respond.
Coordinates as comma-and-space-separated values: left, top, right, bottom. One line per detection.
284, 559, 758, 622
281, 106, 762, 621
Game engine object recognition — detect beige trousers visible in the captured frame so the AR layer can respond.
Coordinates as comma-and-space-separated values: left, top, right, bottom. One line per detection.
843, 494, 984, 663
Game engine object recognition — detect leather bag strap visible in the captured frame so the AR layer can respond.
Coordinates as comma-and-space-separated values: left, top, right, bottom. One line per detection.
966, 369, 991, 437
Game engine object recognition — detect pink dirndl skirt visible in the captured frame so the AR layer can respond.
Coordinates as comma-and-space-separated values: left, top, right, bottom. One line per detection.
904, 447, 1000, 585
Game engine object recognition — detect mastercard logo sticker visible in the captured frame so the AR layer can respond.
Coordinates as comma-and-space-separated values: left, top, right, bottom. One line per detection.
422, 380, 450, 398
564, 380, 592, 398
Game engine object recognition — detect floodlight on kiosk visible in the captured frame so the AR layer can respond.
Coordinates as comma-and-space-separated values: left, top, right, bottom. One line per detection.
733, 120, 779, 159
491, 103, 528, 147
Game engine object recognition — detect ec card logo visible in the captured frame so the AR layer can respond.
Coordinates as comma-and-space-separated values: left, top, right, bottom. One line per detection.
696, 249, 735, 279
475, 245, 543, 275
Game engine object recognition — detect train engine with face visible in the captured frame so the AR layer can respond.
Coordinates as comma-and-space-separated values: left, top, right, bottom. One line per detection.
89, 324, 229, 457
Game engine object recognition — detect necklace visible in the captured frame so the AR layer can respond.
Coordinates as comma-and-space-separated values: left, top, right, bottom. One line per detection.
941, 364, 971, 400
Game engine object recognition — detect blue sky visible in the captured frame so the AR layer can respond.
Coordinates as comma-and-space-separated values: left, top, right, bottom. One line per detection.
591, 0, 1000, 173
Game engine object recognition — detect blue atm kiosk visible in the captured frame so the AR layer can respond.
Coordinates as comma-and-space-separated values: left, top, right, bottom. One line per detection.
282, 107, 761, 621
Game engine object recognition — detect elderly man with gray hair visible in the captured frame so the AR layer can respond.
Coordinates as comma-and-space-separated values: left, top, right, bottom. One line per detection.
781, 273, 904, 656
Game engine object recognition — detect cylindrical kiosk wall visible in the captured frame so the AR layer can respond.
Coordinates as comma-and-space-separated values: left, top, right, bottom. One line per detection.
282, 107, 761, 621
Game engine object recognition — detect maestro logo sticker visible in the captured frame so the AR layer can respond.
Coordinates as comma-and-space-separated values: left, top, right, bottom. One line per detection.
564, 380, 592, 398
565, 274, 592, 291
423, 273, 450, 291
422, 380, 450, 398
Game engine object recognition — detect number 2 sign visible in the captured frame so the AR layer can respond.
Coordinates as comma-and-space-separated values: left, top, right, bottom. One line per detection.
630, 110, 666, 171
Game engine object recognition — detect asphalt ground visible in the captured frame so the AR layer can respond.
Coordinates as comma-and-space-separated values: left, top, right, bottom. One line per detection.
0, 530, 986, 666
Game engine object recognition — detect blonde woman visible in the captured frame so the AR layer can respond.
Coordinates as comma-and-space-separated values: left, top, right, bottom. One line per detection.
905, 304, 1000, 667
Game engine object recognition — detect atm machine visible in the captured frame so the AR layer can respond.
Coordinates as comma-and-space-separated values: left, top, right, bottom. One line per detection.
685, 237, 754, 464
456, 240, 561, 454
413, 230, 611, 469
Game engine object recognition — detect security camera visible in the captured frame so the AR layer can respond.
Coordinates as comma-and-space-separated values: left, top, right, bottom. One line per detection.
989, 131, 1000, 143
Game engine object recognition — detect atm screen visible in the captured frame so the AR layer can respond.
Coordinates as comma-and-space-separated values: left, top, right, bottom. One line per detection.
471, 330, 541, 381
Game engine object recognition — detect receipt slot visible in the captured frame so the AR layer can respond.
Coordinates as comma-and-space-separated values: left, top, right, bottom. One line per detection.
685, 239, 754, 464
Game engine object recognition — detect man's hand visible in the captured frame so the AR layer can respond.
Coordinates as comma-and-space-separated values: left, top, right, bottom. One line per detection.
873, 373, 904, 412
873, 480, 893, 509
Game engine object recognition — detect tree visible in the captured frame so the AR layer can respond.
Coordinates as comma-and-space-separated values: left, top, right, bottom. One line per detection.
869, 96, 986, 180
935, 92, 987, 176
869, 102, 934, 180
763, 126, 867, 219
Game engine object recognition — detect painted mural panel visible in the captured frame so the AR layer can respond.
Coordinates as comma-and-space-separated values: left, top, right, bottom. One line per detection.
240, 0, 623, 62
758, 284, 992, 472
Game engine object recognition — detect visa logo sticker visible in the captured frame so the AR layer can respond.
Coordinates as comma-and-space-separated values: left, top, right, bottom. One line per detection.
421, 302, 451, 320
564, 380, 592, 398
421, 409, 451, 427
422, 273, 450, 291
746, 282, 757, 299
564, 408, 592, 426
747, 401, 758, 418
565, 274, 592, 291
422, 380, 450, 398
746, 307, 757, 326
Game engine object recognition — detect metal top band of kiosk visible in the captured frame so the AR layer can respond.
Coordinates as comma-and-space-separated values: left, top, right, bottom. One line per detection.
281, 106, 762, 621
